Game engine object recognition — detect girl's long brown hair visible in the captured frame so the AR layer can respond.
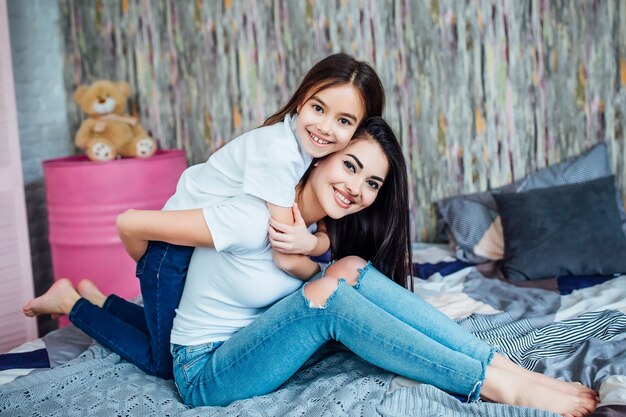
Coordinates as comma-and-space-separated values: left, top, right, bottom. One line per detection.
263, 53, 385, 127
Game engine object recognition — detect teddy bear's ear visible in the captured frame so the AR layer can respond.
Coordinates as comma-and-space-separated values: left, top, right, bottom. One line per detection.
115, 81, 132, 97
74, 85, 89, 103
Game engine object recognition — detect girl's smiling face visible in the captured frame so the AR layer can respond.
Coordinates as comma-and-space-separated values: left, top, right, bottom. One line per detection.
295, 84, 365, 158
309, 137, 389, 219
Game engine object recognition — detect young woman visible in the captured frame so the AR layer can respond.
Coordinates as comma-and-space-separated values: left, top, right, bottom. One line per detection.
25, 118, 597, 417
164, 118, 598, 417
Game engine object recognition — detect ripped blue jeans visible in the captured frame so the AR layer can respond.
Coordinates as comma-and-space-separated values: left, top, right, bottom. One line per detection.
171, 263, 495, 407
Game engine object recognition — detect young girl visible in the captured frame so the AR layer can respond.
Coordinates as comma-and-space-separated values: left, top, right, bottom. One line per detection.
118, 52, 384, 273
25, 118, 596, 416
24, 53, 385, 379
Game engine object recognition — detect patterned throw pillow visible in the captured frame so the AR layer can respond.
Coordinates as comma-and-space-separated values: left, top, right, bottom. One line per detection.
436, 143, 626, 263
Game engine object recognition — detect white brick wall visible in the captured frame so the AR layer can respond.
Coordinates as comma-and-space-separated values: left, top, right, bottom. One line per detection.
8, 0, 72, 335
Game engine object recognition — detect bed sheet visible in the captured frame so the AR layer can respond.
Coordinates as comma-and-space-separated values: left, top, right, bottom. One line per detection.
404, 244, 626, 415
0, 324, 92, 385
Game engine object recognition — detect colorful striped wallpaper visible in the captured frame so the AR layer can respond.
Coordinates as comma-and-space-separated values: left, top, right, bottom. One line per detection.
59, 0, 626, 241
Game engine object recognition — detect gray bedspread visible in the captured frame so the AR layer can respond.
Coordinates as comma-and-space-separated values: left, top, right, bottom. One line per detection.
1, 269, 624, 416
0, 342, 556, 417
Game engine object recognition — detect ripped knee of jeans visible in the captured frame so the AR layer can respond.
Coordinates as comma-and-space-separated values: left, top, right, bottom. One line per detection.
302, 277, 345, 309
324, 256, 366, 287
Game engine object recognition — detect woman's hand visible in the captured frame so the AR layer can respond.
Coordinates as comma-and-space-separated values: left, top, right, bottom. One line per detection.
269, 203, 317, 255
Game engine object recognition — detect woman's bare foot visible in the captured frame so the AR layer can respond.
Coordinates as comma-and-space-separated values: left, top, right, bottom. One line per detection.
481, 366, 597, 417
76, 279, 107, 308
491, 354, 598, 399
22, 278, 80, 318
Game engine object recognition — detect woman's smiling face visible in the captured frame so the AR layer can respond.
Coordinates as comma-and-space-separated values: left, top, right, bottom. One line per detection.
309, 137, 389, 219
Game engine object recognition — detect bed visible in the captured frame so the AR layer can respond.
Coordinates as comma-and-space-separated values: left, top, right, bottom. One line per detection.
1, 143, 626, 416
0, 242, 625, 416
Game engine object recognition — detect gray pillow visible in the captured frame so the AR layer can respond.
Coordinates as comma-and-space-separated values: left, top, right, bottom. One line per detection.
436, 143, 626, 263
493, 176, 626, 280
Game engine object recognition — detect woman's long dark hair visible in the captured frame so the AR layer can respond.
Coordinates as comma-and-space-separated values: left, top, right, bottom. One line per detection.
263, 53, 385, 126
301, 117, 413, 289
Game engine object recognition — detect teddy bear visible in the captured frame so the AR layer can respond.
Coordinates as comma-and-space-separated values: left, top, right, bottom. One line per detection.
74, 80, 157, 161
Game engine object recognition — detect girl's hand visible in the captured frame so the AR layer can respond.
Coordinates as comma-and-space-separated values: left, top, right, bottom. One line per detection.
269, 203, 317, 255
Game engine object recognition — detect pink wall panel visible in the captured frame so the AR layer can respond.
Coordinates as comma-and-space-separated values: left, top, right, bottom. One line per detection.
0, 0, 38, 352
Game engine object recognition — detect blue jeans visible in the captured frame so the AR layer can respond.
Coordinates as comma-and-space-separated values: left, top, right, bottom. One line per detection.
68, 241, 194, 379
171, 262, 495, 407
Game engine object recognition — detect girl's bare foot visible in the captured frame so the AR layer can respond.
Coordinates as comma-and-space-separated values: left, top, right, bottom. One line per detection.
481, 366, 597, 417
76, 279, 107, 308
22, 278, 80, 318
491, 354, 598, 399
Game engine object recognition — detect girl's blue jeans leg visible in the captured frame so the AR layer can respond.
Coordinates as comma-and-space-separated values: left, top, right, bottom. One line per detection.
173, 278, 487, 407
355, 263, 495, 364
101, 294, 149, 333
69, 241, 194, 379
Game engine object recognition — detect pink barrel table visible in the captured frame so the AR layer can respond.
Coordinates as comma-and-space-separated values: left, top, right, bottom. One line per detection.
43, 150, 187, 326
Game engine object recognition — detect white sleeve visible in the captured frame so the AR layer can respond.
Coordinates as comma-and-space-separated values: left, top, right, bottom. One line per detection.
241, 131, 303, 208
202, 195, 270, 254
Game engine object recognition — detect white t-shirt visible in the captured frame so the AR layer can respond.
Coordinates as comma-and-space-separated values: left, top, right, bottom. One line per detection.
163, 114, 311, 212
164, 115, 315, 344
170, 194, 315, 345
